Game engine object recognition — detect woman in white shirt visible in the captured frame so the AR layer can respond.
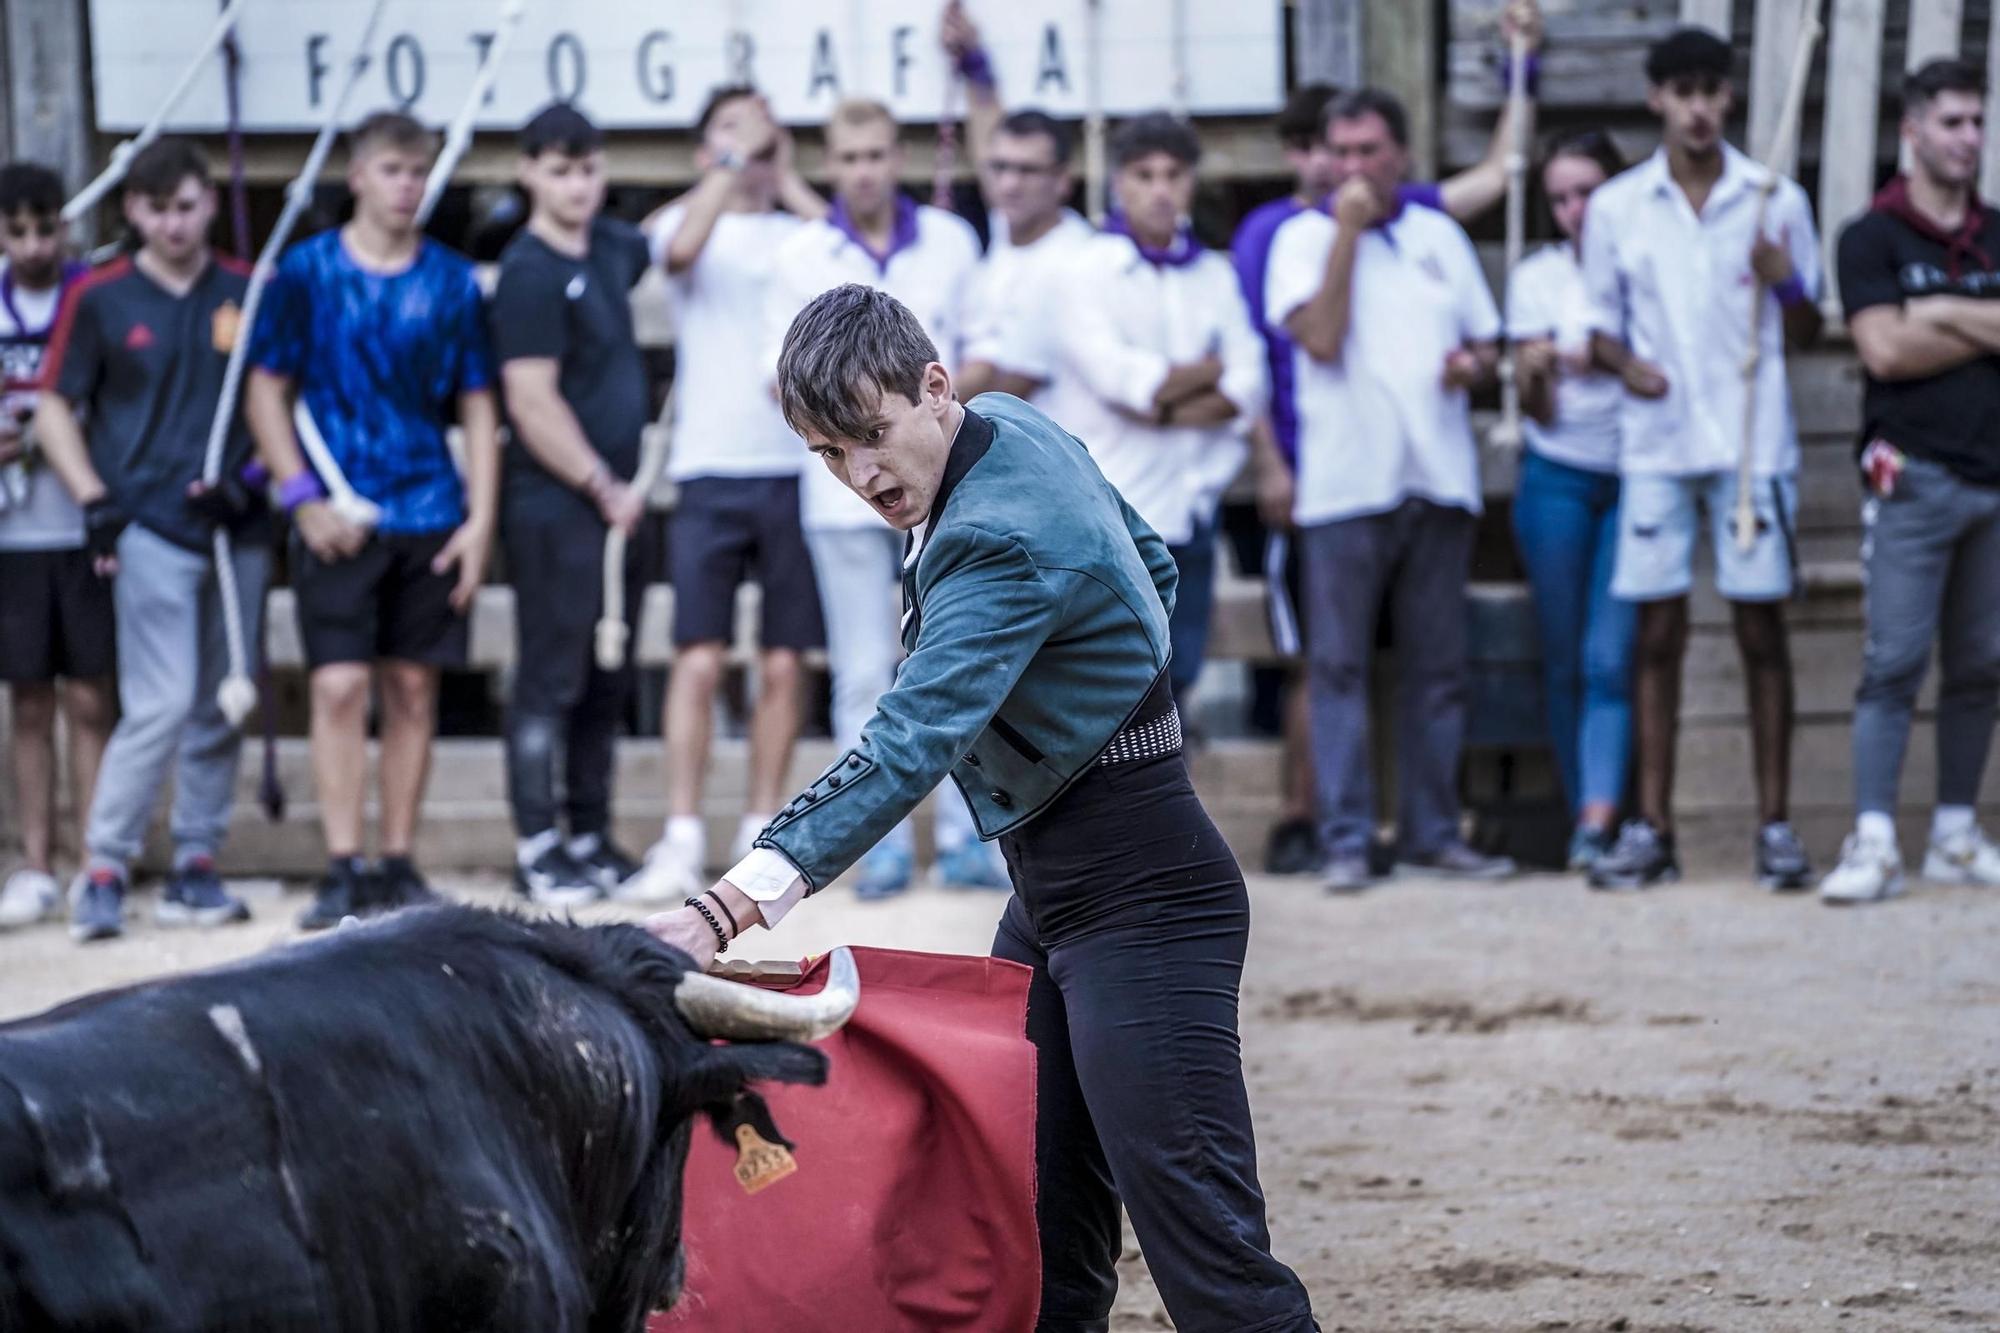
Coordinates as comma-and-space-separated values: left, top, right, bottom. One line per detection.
1508, 131, 1634, 873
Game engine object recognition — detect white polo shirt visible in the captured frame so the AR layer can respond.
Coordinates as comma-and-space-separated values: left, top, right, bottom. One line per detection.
1266, 202, 1502, 527
1506, 242, 1622, 475
764, 199, 982, 530
648, 205, 808, 482
963, 209, 1095, 386
1035, 231, 1266, 545
1579, 144, 1819, 478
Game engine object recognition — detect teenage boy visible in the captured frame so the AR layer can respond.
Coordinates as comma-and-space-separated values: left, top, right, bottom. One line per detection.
1581, 28, 1822, 891
36, 139, 267, 941
490, 103, 653, 906
246, 111, 500, 928
1823, 58, 2000, 903
0, 162, 113, 928
631, 86, 827, 904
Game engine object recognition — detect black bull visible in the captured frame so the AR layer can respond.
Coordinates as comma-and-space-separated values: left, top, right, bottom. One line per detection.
0, 904, 857, 1331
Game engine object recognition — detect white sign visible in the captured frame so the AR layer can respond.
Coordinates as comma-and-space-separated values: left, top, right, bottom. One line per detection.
88, 1, 1283, 132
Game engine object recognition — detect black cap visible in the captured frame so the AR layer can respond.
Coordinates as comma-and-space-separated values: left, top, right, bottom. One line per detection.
1646, 27, 1733, 85
520, 102, 602, 157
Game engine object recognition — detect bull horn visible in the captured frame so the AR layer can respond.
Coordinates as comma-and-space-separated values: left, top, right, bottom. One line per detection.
673, 947, 860, 1043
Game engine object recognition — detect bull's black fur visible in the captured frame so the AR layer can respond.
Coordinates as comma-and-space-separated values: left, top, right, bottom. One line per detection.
0, 903, 827, 1332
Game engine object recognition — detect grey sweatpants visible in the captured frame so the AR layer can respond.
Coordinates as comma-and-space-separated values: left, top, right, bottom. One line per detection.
86, 523, 270, 868
1853, 457, 2000, 816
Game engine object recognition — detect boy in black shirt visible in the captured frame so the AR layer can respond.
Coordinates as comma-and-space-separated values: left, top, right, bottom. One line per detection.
490, 104, 652, 903
1826, 58, 2000, 902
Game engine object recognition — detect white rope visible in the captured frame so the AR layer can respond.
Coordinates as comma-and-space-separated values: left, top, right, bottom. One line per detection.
1083, 0, 1106, 225
200, 0, 391, 727
1490, 29, 1532, 455
595, 384, 675, 671
1732, 3, 1823, 552
61, 0, 250, 223
418, 0, 530, 228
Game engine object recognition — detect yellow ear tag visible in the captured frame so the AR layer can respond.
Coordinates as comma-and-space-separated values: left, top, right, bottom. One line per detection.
733, 1123, 798, 1195
211, 302, 241, 353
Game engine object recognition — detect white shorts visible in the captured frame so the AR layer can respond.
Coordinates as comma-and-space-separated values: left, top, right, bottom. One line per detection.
1610, 471, 1797, 603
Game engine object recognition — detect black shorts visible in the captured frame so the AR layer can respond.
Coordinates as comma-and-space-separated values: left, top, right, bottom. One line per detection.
504, 503, 655, 715
290, 530, 471, 670
0, 547, 116, 682
668, 476, 825, 651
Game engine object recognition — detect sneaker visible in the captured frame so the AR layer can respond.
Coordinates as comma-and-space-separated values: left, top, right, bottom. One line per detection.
1264, 817, 1322, 876
157, 856, 252, 927
1567, 825, 1615, 873
1323, 852, 1376, 895
618, 834, 704, 904
569, 834, 642, 897
1398, 841, 1516, 880
1588, 821, 1680, 891
1757, 821, 1812, 892
68, 868, 126, 943
0, 868, 60, 927
1820, 832, 1905, 905
299, 859, 370, 932
514, 844, 600, 908
376, 856, 440, 911
855, 843, 913, 901
1922, 825, 2000, 887
936, 840, 1010, 890
729, 815, 769, 864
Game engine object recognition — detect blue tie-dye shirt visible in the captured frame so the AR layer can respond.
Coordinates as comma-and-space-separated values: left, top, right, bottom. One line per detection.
251, 231, 493, 534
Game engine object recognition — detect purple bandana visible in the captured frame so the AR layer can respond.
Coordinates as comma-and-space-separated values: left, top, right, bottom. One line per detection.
1103, 210, 1204, 268
830, 193, 921, 276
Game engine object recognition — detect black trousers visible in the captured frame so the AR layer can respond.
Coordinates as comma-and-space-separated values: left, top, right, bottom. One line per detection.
502, 500, 648, 839
992, 745, 1316, 1333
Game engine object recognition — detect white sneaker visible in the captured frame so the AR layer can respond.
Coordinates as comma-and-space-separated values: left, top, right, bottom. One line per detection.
1922, 826, 2000, 886
729, 814, 768, 864
0, 868, 60, 927
617, 832, 704, 904
1820, 833, 1905, 905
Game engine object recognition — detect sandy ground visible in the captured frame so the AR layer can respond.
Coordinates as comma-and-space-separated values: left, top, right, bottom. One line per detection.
0, 868, 1994, 1332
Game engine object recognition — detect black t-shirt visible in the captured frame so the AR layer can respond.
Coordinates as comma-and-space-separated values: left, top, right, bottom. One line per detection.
489, 216, 651, 515
1838, 206, 2000, 488
45, 255, 266, 552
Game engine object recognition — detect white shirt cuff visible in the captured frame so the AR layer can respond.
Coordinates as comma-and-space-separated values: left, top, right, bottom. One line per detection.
722, 846, 809, 928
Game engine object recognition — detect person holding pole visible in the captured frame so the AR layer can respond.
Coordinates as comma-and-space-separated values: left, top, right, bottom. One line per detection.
1821, 58, 2000, 903
1580, 27, 1822, 891
246, 111, 500, 929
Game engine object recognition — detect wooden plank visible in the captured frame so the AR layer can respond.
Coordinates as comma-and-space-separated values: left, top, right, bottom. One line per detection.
1748, 0, 1813, 173
1680, 0, 1736, 33
1819, 0, 1887, 311
1293, 0, 1364, 89
1366, 0, 1437, 178
4, 0, 94, 225
1983, 9, 2000, 199
1904, 0, 1965, 68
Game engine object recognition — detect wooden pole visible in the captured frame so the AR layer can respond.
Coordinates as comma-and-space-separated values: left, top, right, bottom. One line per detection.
5, 0, 94, 237
1492, 29, 1532, 454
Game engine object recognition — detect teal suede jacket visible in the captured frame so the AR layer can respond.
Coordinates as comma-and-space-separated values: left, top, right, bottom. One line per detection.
755, 392, 1177, 894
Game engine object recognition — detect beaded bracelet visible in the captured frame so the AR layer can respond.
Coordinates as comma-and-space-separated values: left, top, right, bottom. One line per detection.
686, 895, 730, 955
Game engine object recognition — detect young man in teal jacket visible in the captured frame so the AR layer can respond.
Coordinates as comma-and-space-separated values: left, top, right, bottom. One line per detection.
646, 284, 1315, 1331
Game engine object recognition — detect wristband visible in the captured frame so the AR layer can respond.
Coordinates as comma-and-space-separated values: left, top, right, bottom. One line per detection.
685, 895, 731, 955
704, 889, 741, 935
278, 470, 327, 513
1772, 274, 1810, 308
955, 47, 996, 89
1499, 50, 1541, 97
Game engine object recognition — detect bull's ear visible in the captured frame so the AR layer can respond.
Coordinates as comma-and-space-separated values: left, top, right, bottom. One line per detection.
704, 1089, 795, 1151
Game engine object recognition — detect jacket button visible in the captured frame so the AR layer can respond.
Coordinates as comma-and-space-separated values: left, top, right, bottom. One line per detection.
990, 789, 1013, 809
827, 775, 842, 789
962, 753, 982, 769
847, 755, 864, 769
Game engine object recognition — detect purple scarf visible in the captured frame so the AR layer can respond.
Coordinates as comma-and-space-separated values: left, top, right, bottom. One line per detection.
830, 194, 921, 275
1103, 210, 1204, 268
0, 259, 87, 339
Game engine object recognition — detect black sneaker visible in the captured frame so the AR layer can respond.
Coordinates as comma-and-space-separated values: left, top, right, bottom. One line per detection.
1264, 817, 1322, 876
299, 858, 370, 932
69, 867, 127, 943
1588, 820, 1681, 890
1757, 820, 1812, 892
569, 834, 642, 897
376, 856, 442, 911
514, 844, 601, 908
157, 856, 252, 927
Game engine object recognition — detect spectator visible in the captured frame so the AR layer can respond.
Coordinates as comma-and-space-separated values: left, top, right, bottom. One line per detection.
1508, 130, 1635, 872
1267, 88, 1515, 893
489, 104, 652, 906
246, 111, 500, 929
1824, 58, 2000, 903
1037, 113, 1266, 704
1581, 28, 1822, 891
34, 138, 267, 942
0, 162, 113, 928
626, 86, 826, 905
756, 96, 1003, 898
1234, 0, 1543, 876
940, 2, 1095, 401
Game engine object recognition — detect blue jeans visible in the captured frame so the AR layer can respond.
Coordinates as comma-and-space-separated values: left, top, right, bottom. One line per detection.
1167, 521, 1217, 698
1512, 450, 1635, 815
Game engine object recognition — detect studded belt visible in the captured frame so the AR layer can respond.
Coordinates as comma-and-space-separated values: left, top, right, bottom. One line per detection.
1096, 705, 1184, 766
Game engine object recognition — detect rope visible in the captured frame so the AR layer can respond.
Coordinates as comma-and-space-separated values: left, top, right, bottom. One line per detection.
62, 0, 250, 223
596, 384, 676, 671
418, 0, 531, 229
1490, 29, 1532, 455
1083, 0, 1106, 225
200, 0, 391, 727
